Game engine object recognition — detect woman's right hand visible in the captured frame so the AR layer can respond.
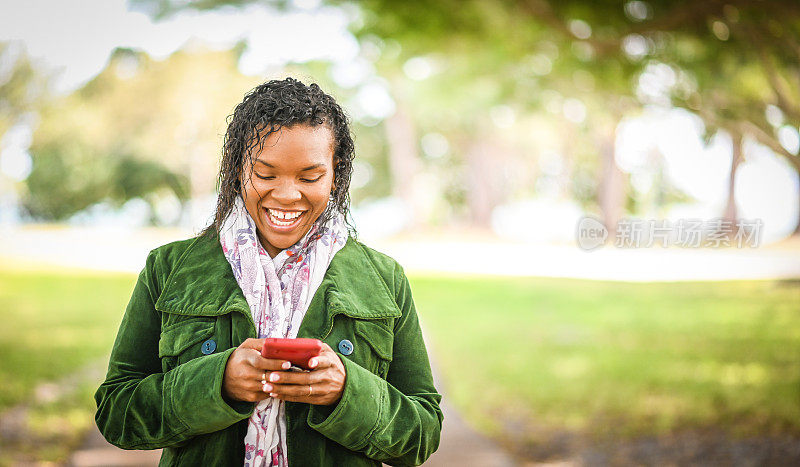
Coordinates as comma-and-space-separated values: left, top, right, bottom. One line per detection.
222, 338, 291, 402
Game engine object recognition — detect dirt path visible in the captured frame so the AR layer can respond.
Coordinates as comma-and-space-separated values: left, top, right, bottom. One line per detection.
424, 400, 517, 466
69, 426, 162, 467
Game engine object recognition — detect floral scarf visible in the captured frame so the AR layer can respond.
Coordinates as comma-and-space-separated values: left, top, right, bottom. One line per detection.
219, 195, 347, 467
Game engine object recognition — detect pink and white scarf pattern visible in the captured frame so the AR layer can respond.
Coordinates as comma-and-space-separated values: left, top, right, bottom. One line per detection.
219, 195, 347, 467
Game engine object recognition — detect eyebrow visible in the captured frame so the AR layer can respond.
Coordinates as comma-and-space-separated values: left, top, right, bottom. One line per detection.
255, 160, 325, 171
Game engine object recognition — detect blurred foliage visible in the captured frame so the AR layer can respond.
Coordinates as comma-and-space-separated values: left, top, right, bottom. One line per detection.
0, 42, 47, 138
6, 0, 800, 225
22, 47, 263, 221
23, 146, 189, 220
347, 0, 800, 224
131, 0, 800, 226
16, 45, 396, 221
652, 2, 800, 171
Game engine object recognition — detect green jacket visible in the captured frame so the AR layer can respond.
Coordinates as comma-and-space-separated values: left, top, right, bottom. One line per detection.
94, 232, 443, 466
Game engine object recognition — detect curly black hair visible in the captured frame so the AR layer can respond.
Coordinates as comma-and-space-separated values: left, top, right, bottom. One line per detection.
205, 77, 355, 237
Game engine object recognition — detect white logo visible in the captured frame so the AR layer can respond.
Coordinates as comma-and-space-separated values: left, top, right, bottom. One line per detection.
576, 216, 608, 251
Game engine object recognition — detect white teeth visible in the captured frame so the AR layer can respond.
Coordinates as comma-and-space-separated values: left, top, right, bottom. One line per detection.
268, 209, 302, 220
267, 209, 303, 226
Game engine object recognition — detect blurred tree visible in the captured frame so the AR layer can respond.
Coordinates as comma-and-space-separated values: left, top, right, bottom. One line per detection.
488, 0, 800, 230
132, 0, 800, 233
647, 3, 800, 231
352, 0, 800, 231
22, 44, 390, 223
0, 42, 48, 223
0, 42, 46, 138
350, 0, 645, 230
24, 46, 261, 222
128, 0, 642, 229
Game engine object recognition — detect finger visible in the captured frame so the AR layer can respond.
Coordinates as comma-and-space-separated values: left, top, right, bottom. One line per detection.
251, 357, 292, 371
308, 352, 336, 370
238, 367, 289, 392
268, 383, 322, 397
266, 370, 323, 386
240, 338, 265, 351
237, 368, 276, 388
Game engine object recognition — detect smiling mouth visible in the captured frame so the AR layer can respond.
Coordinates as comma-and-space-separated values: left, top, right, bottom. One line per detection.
264, 208, 306, 230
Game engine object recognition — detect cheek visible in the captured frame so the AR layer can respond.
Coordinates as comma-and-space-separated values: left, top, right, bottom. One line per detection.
308, 183, 332, 212
321, 177, 335, 201
241, 177, 266, 200
240, 176, 254, 197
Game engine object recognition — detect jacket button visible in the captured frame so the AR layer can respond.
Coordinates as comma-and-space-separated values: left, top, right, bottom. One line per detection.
201, 339, 216, 355
338, 339, 354, 356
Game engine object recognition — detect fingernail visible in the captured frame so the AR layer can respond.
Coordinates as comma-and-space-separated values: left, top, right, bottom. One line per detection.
310, 358, 317, 367
263, 383, 273, 392
270, 393, 278, 398
269, 373, 279, 382
282, 361, 291, 369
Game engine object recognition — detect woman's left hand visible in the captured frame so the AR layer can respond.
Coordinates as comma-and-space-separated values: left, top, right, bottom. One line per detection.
263, 342, 346, 405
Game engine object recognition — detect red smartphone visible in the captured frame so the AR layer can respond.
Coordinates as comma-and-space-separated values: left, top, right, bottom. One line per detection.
261, 338, 324, 371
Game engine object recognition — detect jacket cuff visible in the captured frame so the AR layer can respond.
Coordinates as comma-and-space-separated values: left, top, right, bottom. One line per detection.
167, 347, 254, 434
306, 353, 384, 450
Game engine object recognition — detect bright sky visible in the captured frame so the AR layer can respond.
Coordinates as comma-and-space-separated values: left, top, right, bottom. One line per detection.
0, 0, 358, 92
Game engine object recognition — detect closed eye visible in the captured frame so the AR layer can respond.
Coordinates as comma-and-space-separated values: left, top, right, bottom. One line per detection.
300, 176, 323, 183
255, 174, 275, 180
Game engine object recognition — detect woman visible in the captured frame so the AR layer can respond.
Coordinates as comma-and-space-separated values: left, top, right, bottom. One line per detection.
95, 78, 443, 466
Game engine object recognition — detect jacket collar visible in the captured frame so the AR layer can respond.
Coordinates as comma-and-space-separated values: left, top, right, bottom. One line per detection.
155, 232, 400, 336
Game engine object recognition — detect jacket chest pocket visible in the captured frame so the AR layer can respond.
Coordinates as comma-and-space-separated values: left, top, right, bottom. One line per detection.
325, 316, 395, 379
158, 317, 218, 372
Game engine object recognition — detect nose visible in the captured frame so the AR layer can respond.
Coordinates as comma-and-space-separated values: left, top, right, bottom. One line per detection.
271, 178, 302, 204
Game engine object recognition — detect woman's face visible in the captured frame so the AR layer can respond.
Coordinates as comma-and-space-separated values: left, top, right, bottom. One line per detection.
241, 124, 335, 257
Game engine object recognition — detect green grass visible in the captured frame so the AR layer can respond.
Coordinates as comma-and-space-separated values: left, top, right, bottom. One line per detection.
1, 265, 798, 462
0, 265, 136, 464
410, 276, 800, 441
0, 266, 135, 410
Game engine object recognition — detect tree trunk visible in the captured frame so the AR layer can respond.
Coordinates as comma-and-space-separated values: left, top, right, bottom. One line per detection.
598, 127, 625, 237
384, 100, 421, 227
723, 131, 743, 225
464, 139, 498, 228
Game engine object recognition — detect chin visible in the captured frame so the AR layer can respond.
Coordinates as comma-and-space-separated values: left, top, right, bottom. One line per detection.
262, 227, 310, 252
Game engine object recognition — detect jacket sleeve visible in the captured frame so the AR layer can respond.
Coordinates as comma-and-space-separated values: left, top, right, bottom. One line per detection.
94, 249, 253, 450
306, 263, 444, 466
